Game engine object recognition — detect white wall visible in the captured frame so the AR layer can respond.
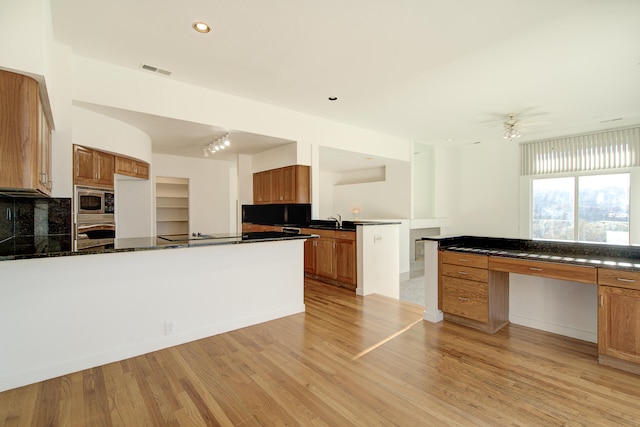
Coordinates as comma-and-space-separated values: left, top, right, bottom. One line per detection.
153, 154, 237, 235
72, 107, 153, 162
331, 162, 412, 220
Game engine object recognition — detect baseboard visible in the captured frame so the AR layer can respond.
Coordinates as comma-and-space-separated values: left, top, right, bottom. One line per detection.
509, 314, 597, 343
423, 309, 443, 323
399, 271, 411, 282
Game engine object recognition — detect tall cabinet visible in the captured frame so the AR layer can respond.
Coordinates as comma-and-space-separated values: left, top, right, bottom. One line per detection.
0, 69, 52, 195
156, 176, 189, 236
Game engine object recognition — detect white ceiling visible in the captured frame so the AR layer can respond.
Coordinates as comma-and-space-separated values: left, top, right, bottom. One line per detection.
52, 0, 640, 167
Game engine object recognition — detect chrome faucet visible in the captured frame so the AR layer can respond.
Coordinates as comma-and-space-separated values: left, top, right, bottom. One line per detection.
328, 214, 342, 228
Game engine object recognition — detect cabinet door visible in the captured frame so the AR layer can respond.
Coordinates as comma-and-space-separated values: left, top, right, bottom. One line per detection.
134, 161, 149, 179
336, 239, 356, 285
253, 171, 272, 204
442, 276, 489, 323
74, 145, 96, 186
0, 69, 39, 191
280, 166, 295, 203
304, 238, 317, 274
271, 168, 285, 202
598, 286, 640, 364
96, 151, 114, 187
316, 238, 336, 279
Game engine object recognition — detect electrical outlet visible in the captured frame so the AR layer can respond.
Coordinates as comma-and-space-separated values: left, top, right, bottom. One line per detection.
374, 234, 382, 242
165, 320, 175, 335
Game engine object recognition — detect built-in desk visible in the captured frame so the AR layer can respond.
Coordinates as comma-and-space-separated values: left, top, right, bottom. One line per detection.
424, 236, 640, 375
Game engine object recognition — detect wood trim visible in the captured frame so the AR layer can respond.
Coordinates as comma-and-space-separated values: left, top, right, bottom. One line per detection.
488, 256, 597, 284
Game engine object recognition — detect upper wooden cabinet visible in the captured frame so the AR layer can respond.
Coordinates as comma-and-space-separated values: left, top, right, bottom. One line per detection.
73, 145, 115, 188
0, 69, 52, 195
115, 155, 149, 179
253, 165, 310, 204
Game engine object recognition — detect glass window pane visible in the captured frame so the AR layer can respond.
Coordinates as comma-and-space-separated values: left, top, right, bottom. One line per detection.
532, 177, 575, 240
578, 174, 629, 244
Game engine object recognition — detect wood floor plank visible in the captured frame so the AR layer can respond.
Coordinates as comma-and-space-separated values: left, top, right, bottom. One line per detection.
3, 279, 640, 426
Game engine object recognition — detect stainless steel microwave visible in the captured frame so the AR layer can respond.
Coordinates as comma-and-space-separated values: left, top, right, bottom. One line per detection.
75, 187, 114, 215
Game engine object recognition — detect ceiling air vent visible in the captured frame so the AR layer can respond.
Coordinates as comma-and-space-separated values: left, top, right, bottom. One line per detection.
140, 63, 173, 76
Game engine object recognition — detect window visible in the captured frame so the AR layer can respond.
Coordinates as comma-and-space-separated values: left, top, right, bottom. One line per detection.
532, 173, 630, 243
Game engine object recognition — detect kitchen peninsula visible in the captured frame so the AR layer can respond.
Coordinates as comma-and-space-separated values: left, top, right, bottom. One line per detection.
0, 232, 313, 392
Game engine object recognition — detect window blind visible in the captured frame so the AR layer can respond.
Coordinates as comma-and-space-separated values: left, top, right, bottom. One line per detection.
520, 127, 640, 176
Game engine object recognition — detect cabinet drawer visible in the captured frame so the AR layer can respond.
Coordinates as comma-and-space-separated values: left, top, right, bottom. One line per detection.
598, 269, 640, 291
441, 251, 488, 269
488, 257, 597, 284
334, 230, 355, 241
441, 263, 488, 282
442, 276, 488, 323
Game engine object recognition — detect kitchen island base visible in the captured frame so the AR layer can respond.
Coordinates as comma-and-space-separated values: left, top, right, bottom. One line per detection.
0, 239, 306, 392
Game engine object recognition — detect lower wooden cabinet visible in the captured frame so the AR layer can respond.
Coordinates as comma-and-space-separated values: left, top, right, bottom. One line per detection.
302, 228, 356, 290
440, 251, 509, 334
598, 268, 640, 374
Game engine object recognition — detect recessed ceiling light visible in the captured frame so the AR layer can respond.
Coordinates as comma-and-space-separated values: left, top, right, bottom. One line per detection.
328, 97, 338, 101
192, 22, 211, 33
447, 138, 453, 142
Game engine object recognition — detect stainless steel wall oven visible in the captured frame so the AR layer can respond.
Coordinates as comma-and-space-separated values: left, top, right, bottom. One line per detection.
74, 186, 115, 250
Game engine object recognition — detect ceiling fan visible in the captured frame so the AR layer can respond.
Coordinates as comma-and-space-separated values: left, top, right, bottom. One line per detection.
503, 113, 521, 141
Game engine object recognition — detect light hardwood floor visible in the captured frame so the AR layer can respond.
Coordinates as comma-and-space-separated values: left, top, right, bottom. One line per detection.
2, 279, 640, 426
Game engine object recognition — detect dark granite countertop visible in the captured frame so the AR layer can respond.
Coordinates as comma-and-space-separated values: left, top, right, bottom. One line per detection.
0, 232, 317, 262
422, 235, 640, 272
248, 220, 401, 232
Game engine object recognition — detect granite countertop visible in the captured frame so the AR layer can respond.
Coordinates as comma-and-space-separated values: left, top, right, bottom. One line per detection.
0, 231, 317, 262
423, 235, 640, 272
255, 219, 401, 232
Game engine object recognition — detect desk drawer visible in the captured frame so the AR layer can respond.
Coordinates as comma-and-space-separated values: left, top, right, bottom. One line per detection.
441, 251, 488, 269
598, 269, 640, 291
441, 263, 488, 282
488, 257, 597, 284
442, 276, 488, 323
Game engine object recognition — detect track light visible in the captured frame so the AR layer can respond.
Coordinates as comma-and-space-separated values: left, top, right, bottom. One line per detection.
204, 133, 231, 156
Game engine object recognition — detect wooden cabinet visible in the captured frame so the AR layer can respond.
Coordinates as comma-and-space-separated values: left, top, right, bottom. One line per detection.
253, 171, 272, 203
440, 251, 509, 334
241, 223, 281, 233
115, 156, 149, 179
0, 69, 52, 195
598, 268, 640, 374
156, 176, 189, 236
253, 165, 310, 204
302, 228, 356, 290
73, 145, 114, 188
304, 238, 317, 274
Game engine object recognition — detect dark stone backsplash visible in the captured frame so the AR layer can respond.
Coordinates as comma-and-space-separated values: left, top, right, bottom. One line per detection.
0, 196, 72, 255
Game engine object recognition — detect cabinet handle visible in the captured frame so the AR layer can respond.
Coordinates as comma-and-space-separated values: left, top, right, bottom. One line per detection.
458, 271, 469, 275
458, 258, 468, 262
457, 297, 469, 302
6, 208, 12, 221
600, 295, 604, 307
617, 278, 636, 283
529, 267, 543, 271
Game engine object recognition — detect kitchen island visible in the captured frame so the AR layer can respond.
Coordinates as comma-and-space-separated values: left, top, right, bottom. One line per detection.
0, 232, 314, 392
